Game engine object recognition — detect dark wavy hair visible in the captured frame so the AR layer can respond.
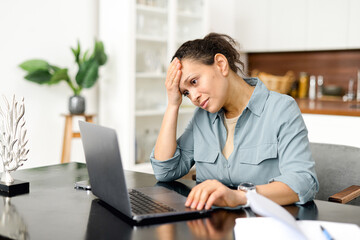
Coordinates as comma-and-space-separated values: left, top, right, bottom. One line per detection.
172, 33, 246, 76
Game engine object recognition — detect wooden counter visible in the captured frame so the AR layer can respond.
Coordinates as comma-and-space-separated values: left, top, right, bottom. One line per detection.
295, 98, 360, 117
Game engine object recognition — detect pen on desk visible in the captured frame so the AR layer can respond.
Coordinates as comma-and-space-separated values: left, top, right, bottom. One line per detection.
320, 225, 334, 240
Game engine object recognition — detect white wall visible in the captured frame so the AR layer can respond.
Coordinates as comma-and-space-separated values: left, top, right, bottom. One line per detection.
0, 0, 99, 171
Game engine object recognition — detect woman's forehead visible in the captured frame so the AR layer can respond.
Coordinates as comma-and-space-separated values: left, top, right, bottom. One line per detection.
180, 61, 199, 85
181, 59, 206, 76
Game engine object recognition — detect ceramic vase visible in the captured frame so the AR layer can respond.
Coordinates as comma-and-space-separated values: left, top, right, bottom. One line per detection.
69, 95, 86, 114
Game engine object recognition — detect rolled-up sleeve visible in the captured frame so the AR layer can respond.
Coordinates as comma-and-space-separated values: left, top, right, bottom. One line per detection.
150, 116, 195, 182
269, 99, 319, 204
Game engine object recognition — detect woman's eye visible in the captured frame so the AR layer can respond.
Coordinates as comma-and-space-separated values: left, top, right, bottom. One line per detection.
191, 79, 197, 85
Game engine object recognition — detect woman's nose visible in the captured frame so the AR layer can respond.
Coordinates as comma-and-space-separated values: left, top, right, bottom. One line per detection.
190, 90, 201, 104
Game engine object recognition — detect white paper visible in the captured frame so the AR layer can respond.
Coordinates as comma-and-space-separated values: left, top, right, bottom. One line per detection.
234, 218, 360, 240
246, 191, 306, 239
299, 220, 360, 240
233, 192, 360, 240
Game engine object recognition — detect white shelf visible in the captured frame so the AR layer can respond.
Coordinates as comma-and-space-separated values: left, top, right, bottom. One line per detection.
136, 4, 167, 15
136, 34, 167, 43
178, 12, 203, 20
136, 72, 166, 79
136, 107, 196, 117
99, 0, 208, 170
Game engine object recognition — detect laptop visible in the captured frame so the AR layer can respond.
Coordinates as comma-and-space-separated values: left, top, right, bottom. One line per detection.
79, 121, 209, 225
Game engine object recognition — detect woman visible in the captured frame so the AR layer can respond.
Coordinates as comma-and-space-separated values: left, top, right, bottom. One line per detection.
150, 33, 318, 210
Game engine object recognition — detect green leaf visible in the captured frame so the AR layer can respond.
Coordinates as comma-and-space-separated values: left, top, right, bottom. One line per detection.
93, 41, 107, 65
49, 68, 69, 84
82, 49, 89, 62
71, 40, 81, 64
24, 70, 52, 84
49, 65, 61, 73
19, 59, 49, 72
76, 58, 99, 88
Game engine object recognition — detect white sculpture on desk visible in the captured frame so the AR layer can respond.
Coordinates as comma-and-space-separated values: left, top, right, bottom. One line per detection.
0, 95, 29, 184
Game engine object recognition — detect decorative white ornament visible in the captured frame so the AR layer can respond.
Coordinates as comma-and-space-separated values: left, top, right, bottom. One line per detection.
0, 95, 29, 184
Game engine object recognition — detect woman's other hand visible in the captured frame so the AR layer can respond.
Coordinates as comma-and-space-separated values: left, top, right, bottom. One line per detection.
165, 58, 182, 107
185, 179, 247, 210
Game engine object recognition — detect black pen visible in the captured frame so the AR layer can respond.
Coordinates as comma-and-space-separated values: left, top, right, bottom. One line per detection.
320, 225, 334, 240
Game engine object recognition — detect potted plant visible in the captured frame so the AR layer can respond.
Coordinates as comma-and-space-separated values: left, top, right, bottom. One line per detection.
19, 40, 107, 114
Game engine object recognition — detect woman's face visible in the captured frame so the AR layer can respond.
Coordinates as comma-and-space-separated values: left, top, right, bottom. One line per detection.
179, 58, 228, 113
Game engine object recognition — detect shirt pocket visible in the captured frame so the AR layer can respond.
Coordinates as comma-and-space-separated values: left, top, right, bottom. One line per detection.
194, 147, 219, 181
194, 147, 219, 164
238, 143, 278, 165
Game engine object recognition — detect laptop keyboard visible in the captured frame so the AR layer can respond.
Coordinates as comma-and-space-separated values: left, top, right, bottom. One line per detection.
128, 189, 176, 215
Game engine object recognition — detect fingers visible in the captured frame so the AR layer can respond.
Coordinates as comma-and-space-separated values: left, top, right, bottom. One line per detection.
166, 58, 181, 85
205, 191, 220, 210
185, 180, 243, 210
197, 188, 212, 210
185, 188, 195, 207
165, 57, 183, 107
185, 180, 218, 210
173, 68, 182, 85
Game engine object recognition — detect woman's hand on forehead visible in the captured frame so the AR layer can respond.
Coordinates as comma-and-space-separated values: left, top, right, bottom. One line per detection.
165, 58, 183, 107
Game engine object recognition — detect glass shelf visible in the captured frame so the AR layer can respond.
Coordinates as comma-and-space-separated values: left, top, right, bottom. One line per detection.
136, 4, 167, 14
136, 35, 167, 43
133, 0, 205, 168
177, 12, 203, 20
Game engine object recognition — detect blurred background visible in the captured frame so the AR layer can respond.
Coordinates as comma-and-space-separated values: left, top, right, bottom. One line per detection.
1, 0, 359, 174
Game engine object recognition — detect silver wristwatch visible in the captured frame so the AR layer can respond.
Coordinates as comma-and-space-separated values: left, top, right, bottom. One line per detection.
237, 182, 257, 207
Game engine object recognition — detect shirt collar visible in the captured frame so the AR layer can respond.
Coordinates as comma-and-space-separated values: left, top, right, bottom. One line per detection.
244, 77, 269, 117
210, 77, 269, 123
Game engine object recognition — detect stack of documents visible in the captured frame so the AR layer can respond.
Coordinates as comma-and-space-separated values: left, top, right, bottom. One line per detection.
234, 192, 360, 240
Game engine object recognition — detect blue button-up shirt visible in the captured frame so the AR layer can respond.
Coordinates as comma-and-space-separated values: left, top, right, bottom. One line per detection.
150, 78, 319, 204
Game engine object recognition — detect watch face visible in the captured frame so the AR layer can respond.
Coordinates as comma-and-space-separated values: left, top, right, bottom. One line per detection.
241, 182, 255, 188
238, 182, 256, 192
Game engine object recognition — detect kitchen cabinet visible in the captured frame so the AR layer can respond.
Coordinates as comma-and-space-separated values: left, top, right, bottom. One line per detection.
297, 99, 360, 148
268, 0, 307, 51
235, 0, 360, 52
99, 0, 208, 172
303, 114, 360, 149
348, 0, 360, 49
235, 0, 270, 52
306, 0, 348, 50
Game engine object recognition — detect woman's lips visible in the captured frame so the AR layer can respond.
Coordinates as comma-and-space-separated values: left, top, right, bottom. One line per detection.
200, 98, 209, 109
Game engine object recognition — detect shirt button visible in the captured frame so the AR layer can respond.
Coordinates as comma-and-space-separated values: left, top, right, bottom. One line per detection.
227, 165, 231, 168
223, 164, 227, 168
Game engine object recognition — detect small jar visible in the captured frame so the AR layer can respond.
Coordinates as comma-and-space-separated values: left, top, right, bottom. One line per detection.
290, 80, 299, 98
298, 72, 309, 99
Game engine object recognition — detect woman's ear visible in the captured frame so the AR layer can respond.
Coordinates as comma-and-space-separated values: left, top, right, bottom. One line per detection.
214, 53, 229, 77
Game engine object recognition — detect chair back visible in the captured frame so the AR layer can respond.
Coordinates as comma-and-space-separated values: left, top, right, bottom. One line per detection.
310, 143, 360, 206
